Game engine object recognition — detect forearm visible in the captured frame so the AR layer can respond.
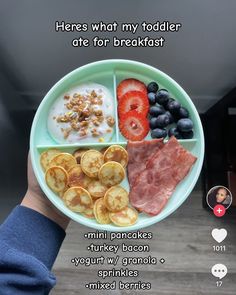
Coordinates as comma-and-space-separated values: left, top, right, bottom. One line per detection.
21, 190, 70, 230
0, 205, 67, 294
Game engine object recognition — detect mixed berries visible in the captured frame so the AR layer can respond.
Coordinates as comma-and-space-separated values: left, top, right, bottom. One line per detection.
119, 110, 149, 141
117, 79, 149, 141
117, 78, 147, 101
117, 78, 194, 141
147, 81, 194, 139
118, 90, 149, 118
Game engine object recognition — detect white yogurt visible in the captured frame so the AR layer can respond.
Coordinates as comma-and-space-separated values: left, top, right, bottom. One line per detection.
47, 83, 115, 143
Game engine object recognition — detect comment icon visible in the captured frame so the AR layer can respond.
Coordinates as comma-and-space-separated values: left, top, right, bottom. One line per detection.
211, 264, 227, 279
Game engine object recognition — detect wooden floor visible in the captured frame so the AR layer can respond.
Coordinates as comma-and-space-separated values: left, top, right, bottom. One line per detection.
50, 189, 236, 295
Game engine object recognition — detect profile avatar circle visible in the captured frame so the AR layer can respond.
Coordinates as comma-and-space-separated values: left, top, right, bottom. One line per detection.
206, 186, 232, 216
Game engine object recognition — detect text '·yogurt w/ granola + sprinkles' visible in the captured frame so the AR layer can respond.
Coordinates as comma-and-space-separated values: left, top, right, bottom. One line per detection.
47, 83, 115, 143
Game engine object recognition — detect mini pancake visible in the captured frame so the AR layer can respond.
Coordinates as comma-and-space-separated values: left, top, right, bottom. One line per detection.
49, 153, 77, 171
104, 185, 129, 212
93, 198, 111, 224
103, 145, 128, 168
109, 207, 138, 227
45, 166, 68, 193
87, 180, 108, 198
73, 148, 89, 164
40, 148, 61, 172
81, 150, 104, 178
98, 161, 125, 187
83, 205, 95, 218
68, 165, 91, 188
63, 187, 93, 213
58, 186, 69, 198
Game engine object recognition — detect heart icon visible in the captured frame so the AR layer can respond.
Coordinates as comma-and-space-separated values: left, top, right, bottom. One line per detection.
211, 228, 227, 243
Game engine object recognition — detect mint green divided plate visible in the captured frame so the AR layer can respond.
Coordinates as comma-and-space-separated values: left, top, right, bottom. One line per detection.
30, 59, 204, 232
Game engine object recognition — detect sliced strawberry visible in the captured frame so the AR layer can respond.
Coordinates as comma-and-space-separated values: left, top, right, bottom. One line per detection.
117, 78, 147, 101
119, 110, 149, 141
118, 90, 149, 118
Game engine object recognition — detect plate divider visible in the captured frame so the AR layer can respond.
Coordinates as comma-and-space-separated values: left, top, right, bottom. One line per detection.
36, 142, 123, 150
113, 70, 120, 143
36, 139, 196, 152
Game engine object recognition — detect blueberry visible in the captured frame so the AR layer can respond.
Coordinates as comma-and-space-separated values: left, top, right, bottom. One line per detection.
181, 130, 194, 139
178, 107, 189, 119
148, 92, 156, 105
168, 127, 183, 139
173, 114, 180, 123
155, 114, 170, 128
149, 117, 159, 129
155, 89, 169, 105
151, 128, 167, 139
177, 118, 193, 132
163, 97, 174, 109
165, 111, 174, 124
149, 105, 165, 117
147, 82, 159, 93
166, 100, 181, 114
165, 98, 175, 110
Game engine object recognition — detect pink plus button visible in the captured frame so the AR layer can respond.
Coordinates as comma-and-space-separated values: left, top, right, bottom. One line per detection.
213, 205, 226, 217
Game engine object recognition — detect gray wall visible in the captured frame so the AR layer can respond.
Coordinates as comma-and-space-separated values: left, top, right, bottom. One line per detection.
0, 0, 236, 113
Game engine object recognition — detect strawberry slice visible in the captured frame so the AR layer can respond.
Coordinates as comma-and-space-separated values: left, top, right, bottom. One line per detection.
118, 90, 149, 118
117, 78, 147, 101
119, 110, 149, 141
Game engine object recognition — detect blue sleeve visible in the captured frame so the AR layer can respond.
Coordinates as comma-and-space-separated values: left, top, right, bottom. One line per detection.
0, 205, 66, 295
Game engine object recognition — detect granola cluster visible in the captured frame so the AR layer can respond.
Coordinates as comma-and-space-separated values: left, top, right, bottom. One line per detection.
54, 89, 115, 140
